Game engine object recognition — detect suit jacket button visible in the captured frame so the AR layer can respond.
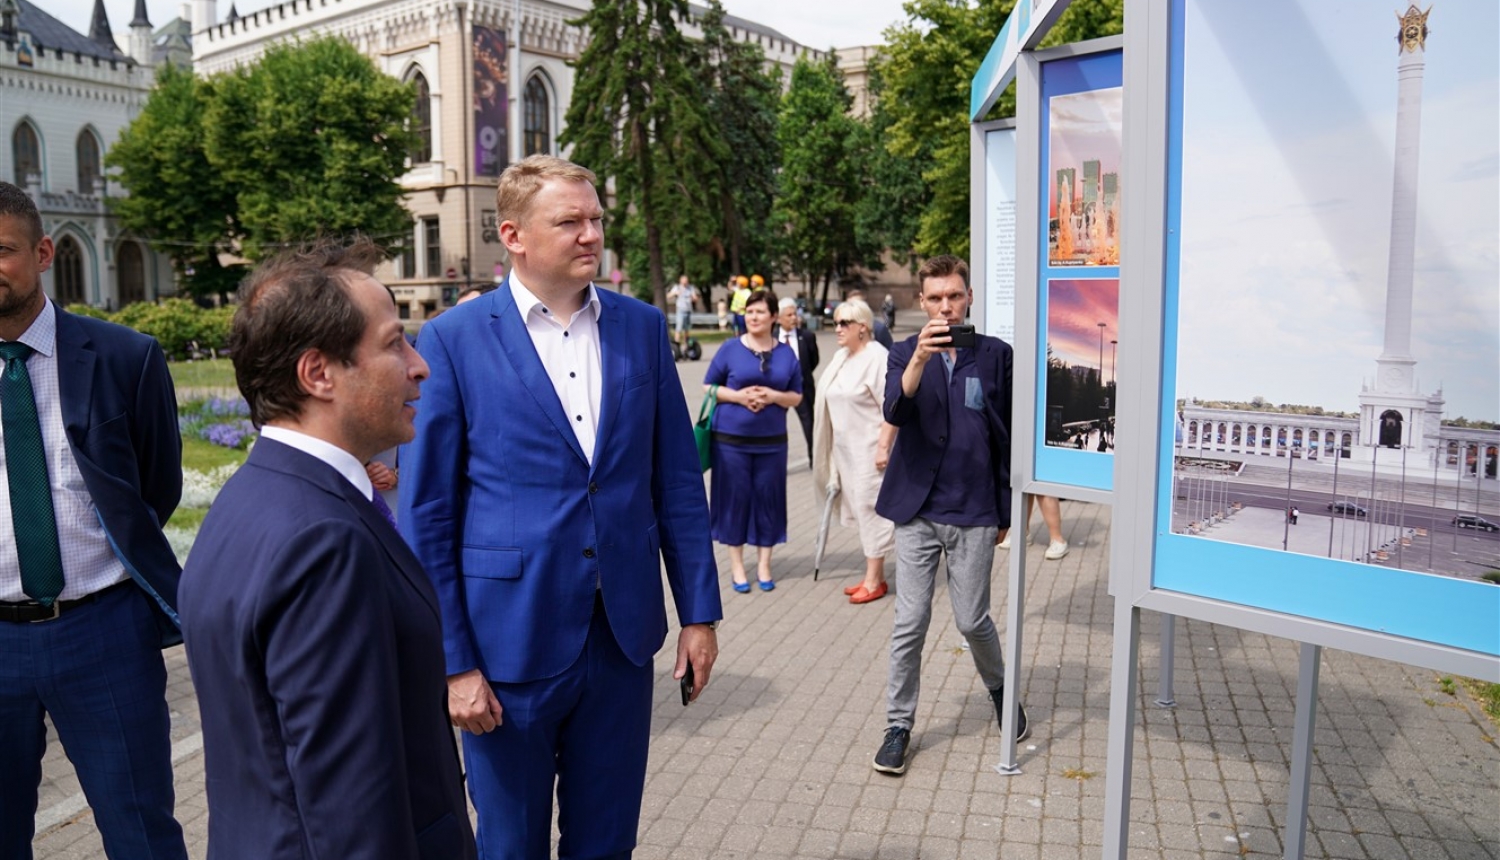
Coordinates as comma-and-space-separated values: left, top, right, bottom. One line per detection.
589, 482, 599, 494
583, 547, 596, 558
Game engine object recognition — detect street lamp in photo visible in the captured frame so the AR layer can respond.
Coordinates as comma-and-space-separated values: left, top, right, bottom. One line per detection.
1110, 339, 1117, 385
1096, 322, 1106, 386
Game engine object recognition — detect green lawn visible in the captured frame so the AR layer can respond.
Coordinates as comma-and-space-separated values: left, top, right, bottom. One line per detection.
167, 506, 208, 530
182, 435, 249, 473
169, 359, 237, 392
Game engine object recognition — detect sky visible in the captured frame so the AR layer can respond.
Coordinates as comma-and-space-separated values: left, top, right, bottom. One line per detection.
43, 0, 911, 53
1174, 0, 1499, 423
1047, 278, 1119, 370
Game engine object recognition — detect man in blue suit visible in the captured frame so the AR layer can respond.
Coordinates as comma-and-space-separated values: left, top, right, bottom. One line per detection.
401, 156, 722, 859
0, 183, 187, 858
871, 254, 1028, 776
179, 239, 476, 859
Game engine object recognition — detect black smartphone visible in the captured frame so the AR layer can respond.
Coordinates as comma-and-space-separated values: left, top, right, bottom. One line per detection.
947, 324, 976, 348
680, 662, 695, 706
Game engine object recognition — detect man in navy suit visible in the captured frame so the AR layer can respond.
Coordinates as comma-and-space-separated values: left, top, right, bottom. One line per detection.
179, 239, 476, 859
401, 155, 722, 860
774, 296, 819, 465
871, 254, 1029, 776
0, 183, 187, 859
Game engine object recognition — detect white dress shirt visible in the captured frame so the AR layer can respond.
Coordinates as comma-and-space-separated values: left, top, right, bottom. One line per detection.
0, 301, 128, 602
258, 426, 375, 500
780, 326, 800, 363
509, 276, 603, 464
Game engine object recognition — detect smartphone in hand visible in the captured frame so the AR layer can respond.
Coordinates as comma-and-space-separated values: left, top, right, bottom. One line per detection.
947, 324, 976, 348
680, 662, 695, 706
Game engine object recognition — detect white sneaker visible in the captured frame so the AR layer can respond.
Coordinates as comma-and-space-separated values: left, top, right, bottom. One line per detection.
998, 534, 1012, 549
1044, 541, 1069, 560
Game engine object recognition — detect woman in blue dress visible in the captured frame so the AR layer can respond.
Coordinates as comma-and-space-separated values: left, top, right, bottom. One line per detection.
704, 289, 804, 593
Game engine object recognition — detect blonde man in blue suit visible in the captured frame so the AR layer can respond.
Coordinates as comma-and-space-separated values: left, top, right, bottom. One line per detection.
400, 156, 722, 860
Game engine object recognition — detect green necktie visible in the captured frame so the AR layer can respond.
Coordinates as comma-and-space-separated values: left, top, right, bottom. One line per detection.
0, 342, 64, 606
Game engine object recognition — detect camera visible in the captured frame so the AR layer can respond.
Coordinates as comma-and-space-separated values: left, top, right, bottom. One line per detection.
946, 324, 976, 348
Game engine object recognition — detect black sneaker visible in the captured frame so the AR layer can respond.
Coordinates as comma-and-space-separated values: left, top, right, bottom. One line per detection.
989, 687, 1031, 742
872, 726, 911, 775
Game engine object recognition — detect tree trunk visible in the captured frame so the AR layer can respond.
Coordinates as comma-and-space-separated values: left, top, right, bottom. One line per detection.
635, 119, 669, 312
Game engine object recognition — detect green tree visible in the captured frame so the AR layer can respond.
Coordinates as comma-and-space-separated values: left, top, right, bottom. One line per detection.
562, 0, 729, 309
693, 2, 781, 289
110, 37, 416, 294
204, 36, 416, 260
873, 0, 1123, 259
853, 65, 929, 272
773, 54, 865, 307
106, 63, 241, 298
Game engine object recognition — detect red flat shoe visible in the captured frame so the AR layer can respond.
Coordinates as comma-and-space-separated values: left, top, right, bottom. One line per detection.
843, 583, 863, 595
850, 582, 888, 604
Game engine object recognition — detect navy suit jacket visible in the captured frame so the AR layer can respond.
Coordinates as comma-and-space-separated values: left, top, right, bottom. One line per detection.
179, 440, 475, 860
400, 283, 721, 684
55, 307, 183, 644
875, 333, 1013, 527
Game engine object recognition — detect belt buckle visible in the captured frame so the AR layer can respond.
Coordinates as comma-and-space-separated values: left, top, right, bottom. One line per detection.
29, 602, 61, 623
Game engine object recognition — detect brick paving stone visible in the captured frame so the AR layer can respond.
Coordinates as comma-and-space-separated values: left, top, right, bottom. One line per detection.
29, 327, 1500, 858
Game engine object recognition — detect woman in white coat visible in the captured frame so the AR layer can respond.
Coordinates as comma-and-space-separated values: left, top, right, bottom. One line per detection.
812, 299, 897, 604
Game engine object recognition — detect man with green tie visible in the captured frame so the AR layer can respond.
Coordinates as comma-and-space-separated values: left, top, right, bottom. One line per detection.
0, 182, 187, 859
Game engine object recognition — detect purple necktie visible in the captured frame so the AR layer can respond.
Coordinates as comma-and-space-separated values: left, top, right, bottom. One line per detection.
370, 491, 398, 529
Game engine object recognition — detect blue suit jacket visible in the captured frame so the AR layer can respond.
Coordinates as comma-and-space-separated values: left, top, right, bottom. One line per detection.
875, 333, 1013, 527
55, 308, 183, 644
179, 440, 475, 860
400, 283, 721, 683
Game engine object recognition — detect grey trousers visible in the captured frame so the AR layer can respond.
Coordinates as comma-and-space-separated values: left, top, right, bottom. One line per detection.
886, 517, 1008, 730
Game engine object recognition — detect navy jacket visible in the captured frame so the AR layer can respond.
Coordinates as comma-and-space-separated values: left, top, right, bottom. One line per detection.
875, 333, 1013, 528
180, 440, 475, 860
56, 308, 183, 644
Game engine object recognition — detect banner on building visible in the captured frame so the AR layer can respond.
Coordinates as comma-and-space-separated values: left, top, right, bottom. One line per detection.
473, 26, 509, 177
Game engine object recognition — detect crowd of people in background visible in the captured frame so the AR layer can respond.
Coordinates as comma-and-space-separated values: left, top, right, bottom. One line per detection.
2, 155, 1075, 858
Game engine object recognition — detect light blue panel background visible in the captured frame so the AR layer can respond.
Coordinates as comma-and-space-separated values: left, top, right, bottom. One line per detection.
1152, 0, 1500, 658
1035, 50, 1122, 492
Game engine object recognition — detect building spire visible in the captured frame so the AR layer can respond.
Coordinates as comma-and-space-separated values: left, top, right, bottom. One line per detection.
88, 0, 116, 48
226, 2, 240, 22
132, 0, 152, 28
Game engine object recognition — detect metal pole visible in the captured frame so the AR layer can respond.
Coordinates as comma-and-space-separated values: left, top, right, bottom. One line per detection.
1369, 446, 1380, 562
1282, 446, 1294, 550
1155, 614, 1177, 708
1283, 642, 1322, 860
1100, 601, 1141, 860
1328, 443, 1340, 558
994, 490, 1029, 776
1431, 436, 1439, 570
1397, 444, 1407, 569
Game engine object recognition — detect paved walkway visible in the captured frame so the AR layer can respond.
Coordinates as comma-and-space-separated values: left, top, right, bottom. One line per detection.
34, 326, 1500, 859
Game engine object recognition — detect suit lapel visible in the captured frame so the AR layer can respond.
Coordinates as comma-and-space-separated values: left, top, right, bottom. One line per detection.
253, 441, 442, 622
52, 310, 96, 446
592, 292, 628, 470
489, 283, 589, 466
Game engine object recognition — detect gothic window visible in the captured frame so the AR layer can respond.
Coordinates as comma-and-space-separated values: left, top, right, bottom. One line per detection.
54, 236, 85, 305
77, 130, 102, 193
1231, 425, 1242, 446
523, 75, 551, 157
13, 121, 41, 185
1188, 421, 1198, 445
1378, 410, 1403, 448
118, 242, 145, 306
1245, 425, 1257, 447
408, 71, 432, 164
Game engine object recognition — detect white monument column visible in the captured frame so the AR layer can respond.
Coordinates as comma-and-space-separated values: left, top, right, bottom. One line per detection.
1374, 5, 1430, 390
1360, 5, 1432, 451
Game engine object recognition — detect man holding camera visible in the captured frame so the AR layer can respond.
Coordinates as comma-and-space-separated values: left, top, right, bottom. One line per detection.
871, 254, 1028, 776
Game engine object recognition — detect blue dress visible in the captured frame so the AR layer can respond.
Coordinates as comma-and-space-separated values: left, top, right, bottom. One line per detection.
703, 338, 803, 546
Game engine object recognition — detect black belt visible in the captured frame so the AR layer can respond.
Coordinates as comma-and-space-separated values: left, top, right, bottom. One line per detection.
0, 581, 130, 623
711, 431, 788, 446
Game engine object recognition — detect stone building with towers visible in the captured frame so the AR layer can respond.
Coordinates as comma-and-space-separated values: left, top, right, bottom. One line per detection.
1, 0, 175, 307
190, 0, 824, 322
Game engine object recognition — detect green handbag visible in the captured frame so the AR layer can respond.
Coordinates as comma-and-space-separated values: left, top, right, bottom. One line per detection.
694, 385, 718, 473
